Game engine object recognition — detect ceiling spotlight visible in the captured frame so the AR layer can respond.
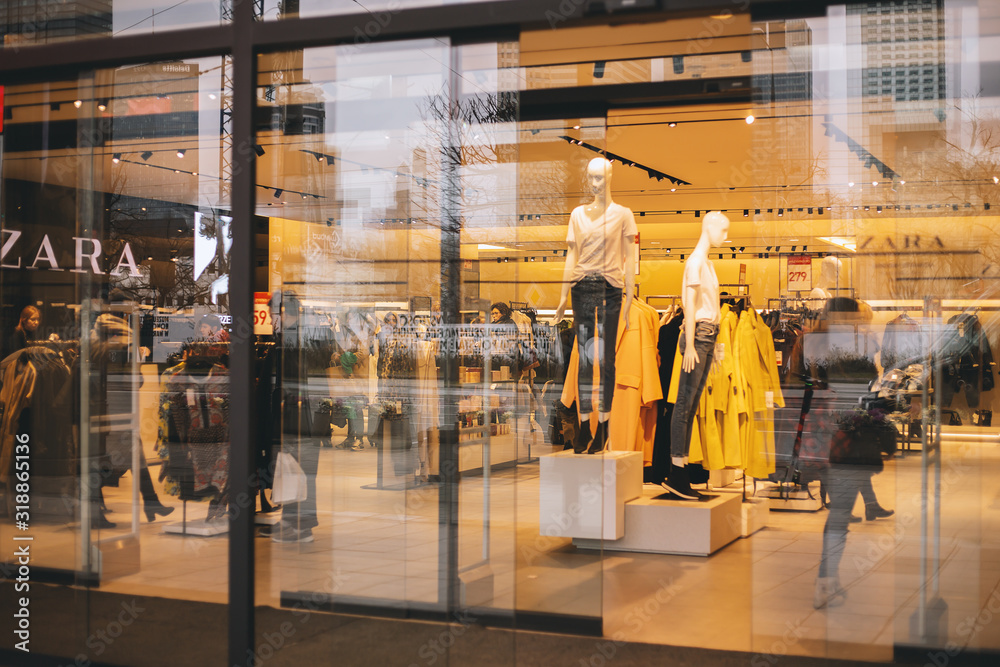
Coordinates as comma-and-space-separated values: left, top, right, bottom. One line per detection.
778, 208, 783, 216
743, 209, 749, 217
755, 209, 760, 215
766, 246, 772, 252
668, 122, 677, 128
176, 149, 186, 158
253, 144, 265, 157
670, 188, 676, 192
994, 176, 999, 184
803, 246, 808, 252
791, 245, 797, 252
694, 210, 700, 217
140, 151, 153, 161
112, 153, 121, 164
848, 182, 854, 187
314, 153, 325, 162
818, 207, 824, 215
97, 99, 108, 111
808, 208, 813, 214
273, 189, 283, 199
775, 246, 781, 252
864, 206, 870, 211
730, 246, 737, 253
900, 180, 906, 185
877, 205, 882, 213
739, 247, 745, 253
74, 100, 82, 108
872, 181, 878, 186
50, 102, 61, 111
745, 114, 755, 124
573, 125, 580, 130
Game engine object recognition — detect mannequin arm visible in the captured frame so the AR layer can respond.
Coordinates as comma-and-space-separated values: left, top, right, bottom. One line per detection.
622, 236, 635, 330
681, 280, 700, 372
552, 245, 578, 325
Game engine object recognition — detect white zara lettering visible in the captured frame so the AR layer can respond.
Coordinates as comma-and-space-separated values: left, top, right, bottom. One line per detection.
1, 229, 23, 268
0, 229, 140, 277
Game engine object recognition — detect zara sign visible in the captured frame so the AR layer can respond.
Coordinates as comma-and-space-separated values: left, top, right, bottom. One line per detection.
0, 229, 140, 277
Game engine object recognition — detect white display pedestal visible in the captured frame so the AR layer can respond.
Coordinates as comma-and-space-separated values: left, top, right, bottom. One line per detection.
164, 519, 228, 537
741, 497, 769, 537
574, 486, 742, 556
539, 450, 643, 540
709, 469, 736, 488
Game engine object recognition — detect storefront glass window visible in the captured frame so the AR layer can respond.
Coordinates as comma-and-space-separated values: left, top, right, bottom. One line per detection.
0, 1, 226, 49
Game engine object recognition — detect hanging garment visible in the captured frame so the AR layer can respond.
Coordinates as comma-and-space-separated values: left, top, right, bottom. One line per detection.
880, 312, 923, 372
939, 313, 995, 408
735, 308, 785, 479
156, 362, 230, 500
649, 312, 683, 483
607, 298, 662, 462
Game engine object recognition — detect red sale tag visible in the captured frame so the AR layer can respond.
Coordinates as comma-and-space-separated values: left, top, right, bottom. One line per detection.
787, 254, 812, 292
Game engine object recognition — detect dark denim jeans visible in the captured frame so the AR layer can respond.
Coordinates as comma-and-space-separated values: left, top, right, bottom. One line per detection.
571, 275, 622, 414
818, 464, 878, 578
669, 322, 718, 459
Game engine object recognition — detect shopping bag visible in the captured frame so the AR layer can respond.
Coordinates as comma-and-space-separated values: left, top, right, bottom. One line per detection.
272, 451, 308, 504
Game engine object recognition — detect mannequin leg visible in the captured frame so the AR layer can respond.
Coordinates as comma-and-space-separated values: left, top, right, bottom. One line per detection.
665, 323, 718, 499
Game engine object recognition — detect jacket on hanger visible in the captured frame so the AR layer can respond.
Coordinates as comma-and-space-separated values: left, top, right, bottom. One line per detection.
607, 298, 662, 462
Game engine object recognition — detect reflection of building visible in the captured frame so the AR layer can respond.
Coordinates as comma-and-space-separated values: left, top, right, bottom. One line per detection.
0, 0, 112, 46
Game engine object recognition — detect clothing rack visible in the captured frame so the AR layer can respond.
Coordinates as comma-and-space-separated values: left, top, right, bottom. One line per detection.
645, 294, 681, 306
719, 283, 750, 296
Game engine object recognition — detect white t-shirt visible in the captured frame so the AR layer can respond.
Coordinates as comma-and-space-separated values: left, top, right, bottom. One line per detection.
683, 257, 720, 324
566, 202, 638, 288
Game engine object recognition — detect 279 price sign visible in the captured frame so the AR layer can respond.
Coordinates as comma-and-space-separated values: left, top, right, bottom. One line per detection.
786, 254, 812, 292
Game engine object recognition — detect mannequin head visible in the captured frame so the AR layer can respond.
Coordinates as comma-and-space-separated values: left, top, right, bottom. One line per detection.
702, 211, 730, 247
818, 255, 842, 289
587, 158, 613, 199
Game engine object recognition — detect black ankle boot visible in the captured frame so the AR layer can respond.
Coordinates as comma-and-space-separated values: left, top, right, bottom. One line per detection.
574, 420, 592, 454
662, 464, 700, 500
587, 420, 609, 454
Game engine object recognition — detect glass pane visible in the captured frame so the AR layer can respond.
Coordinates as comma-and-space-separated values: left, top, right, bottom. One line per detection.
1, 1, 226, 49
0, 56, 231, 664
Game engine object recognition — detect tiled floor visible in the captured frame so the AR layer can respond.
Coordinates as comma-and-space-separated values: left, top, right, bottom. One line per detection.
6, 433, 1000, 662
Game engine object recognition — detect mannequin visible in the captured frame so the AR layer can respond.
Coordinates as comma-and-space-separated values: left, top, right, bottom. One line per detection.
553, 157, 637, 454
663, 211, 729, 499
810, 256, 842, 301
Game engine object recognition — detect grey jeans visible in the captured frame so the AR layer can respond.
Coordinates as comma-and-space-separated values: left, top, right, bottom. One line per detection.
669, 322, 718, 459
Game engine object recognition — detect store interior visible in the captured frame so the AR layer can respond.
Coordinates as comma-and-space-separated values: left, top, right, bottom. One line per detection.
3, 8, 1000, 663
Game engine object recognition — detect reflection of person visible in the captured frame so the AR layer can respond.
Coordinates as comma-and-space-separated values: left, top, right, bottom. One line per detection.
91, 289, 174, 525
553, 157, 637, 454
663, 211, 729, 500
7, 305, 40, 357
810, 297, 895, 609
269, 290, 329, 543
198, 314, 225, 340
330, 309, 370, 450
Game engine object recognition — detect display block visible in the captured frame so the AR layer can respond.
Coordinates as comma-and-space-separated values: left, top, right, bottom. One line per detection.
741, 497, 769, 537
574, 486, 742, 556
539, 450, 643, 540
708, 469, 736, 488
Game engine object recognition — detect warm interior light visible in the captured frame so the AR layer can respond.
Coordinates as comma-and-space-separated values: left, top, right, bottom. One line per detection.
848, 182, 854, 187
177, 149, 187, 158
711, 12, 733, 19
745, 114, 755, 124
112, 153, 121, 164
819, 236, 857, 252
73, 100, 82, 108
477, 244, 507, 251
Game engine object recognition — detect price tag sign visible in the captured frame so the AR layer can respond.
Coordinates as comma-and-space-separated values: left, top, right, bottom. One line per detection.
254, 292, 273, 335
786, 254, 812, 292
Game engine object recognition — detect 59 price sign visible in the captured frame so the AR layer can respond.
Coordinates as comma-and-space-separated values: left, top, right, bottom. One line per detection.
254, 292, 273, 335
786, 254, 812, 292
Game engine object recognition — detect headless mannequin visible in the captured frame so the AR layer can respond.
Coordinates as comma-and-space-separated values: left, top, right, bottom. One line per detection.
810, 256, 842, 301
663, 211, 729, 500
553, 158, 636, 454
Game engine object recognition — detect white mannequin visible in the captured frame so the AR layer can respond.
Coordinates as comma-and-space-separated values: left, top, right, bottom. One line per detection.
810, 255, 842, 301
552, 157, 636, 439
680, 211, 729, 373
